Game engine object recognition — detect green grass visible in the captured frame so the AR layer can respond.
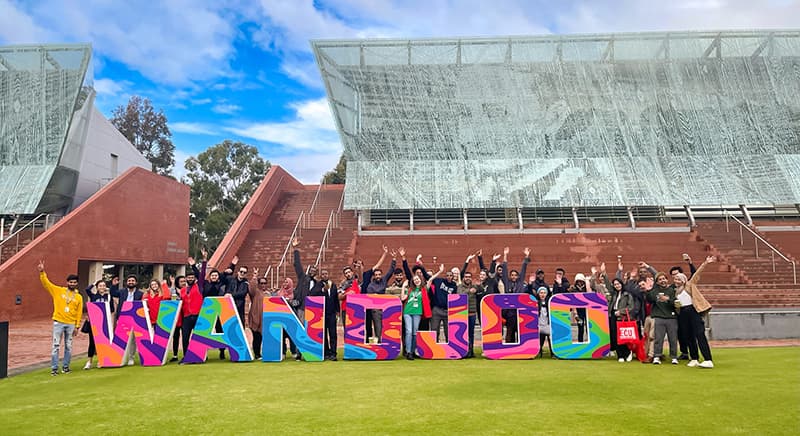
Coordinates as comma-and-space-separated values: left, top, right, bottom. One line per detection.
1, 347, 798, 435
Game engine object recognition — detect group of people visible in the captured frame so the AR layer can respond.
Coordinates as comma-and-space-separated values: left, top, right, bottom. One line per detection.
40, 241, 716, 374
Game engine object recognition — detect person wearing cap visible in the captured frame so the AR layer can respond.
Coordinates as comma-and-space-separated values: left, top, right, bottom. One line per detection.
568, 273, 590, 343
527, 269, 549, 295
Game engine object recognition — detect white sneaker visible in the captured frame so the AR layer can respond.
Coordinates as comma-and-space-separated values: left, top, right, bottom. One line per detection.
687, 360, 699, 367
626, 353, 633, 362
671, 358, 678, 365
127, 359, 134, 366
618, 358, 625, 363
699, 360, 714, 369
652, 357, 661, 365
83, 360, 91, 370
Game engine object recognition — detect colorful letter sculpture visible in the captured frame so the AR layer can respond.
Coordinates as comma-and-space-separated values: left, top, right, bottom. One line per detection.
416, 294, 469, 359
87, 300, 181, 367
480, 293, 540, 359
184, 296, 254, 363
549, 292, 610, 359
262, 296, 325, 362
343, 294, 402, 360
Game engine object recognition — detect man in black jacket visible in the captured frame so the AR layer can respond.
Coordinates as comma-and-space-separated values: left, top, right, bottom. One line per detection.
310, 268, 340, 360
225, 256, 250, 324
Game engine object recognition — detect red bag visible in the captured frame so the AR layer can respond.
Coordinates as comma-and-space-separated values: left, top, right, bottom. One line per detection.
616, 310, 640, 345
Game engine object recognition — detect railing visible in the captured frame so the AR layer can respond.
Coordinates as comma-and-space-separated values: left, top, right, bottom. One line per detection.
0, 213, 60, 264
307, 181, 324, 220
335, 189, 345, 228
724, 211, 796, 284
274, 210, 305, 288
314, 210, 336, 268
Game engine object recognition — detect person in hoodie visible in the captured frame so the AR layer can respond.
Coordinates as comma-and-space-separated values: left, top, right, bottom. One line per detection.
645, 272, 679, 365
499, 246, 531, 343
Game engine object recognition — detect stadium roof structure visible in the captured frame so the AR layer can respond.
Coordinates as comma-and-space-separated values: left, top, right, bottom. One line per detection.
0, 44, 92, 214
312, 30, 800, 210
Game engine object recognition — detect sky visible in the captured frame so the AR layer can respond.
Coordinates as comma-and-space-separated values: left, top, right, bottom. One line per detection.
1, 0, 798, 182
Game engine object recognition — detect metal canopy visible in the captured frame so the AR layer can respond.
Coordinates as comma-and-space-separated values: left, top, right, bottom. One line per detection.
313, 30, 800, 210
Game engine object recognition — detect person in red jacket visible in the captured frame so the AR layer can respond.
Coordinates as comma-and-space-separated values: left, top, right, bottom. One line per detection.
142, 279, 164, 327
179, 253, 206, 364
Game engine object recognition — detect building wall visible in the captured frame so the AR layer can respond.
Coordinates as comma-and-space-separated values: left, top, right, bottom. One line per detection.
72, 106, 151, 209
0, 167, 189, 321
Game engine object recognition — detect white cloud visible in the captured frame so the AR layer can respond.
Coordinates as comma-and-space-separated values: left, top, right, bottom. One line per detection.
171, 122, 217, 136
191, 98, 212, 105
212, 103, 242, 115
173, 148, 193, 180
2, 1, 238, 85
93, 78, 125, 96
269, 151, 342, 184
226, 97, 340, 152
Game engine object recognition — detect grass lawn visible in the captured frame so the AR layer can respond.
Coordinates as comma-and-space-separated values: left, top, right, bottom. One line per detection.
1, 347, 798, 435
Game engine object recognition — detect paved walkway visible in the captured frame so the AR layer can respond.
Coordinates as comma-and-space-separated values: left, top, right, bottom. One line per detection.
4, 318, 798, 376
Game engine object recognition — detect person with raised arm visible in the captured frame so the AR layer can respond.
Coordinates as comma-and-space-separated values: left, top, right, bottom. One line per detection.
179, 250, 206, 364
499, 246, 531, 343
82, 279, 114, 370
457, 263, 482, 358
291, 237, 322, 359
310, 268, 340, 360
429, 260, 458, 342
363, 245, 396, 343
674, 256, 716, 369
224, 255, 250, 324
644, 271, 679, 365
37, 260, 83, 376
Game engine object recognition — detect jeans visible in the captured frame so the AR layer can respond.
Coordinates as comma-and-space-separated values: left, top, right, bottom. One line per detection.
181, 315, 198, 360
52, 321, 75, 370
403, 314, 421, 354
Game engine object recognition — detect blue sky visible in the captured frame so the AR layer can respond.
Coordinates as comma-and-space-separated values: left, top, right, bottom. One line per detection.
1, 0, 798, 182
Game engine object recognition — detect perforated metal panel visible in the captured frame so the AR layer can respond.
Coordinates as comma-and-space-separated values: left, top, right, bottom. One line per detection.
0, 44, 91, 214
312, 31, 800, 209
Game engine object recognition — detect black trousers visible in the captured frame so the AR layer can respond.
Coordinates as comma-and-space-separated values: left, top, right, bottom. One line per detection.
324, 313, 338, 357
181, 315, 198, 359
252, 330, 262, 358
87, 329, 96, 357
502, 309, 517, 342
575, 308, 586, 343
172, 325, 181, 357
538, 333, 552, 356
608, 316, 630, 359
678, 305, 712, 361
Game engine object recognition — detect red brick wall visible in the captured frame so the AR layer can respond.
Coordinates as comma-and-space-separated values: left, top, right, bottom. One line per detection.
0, 167, 190, 321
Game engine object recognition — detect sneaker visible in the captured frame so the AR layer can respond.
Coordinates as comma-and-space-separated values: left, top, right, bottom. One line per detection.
653, 357, 661, 365
169, 356, 178, 362
687, 360, 699, 367
618, 358, 625, 363
677, 354, 689, 361
699, 360, 714, 369
83, 361, 92, 370
62, 366, 71, 374
127, 359, 134, 366
50, 368, 58, 376
406, 353, 413, 361
671, 358, 678, 365
295, 353, 302, 361
626, 353, 633, 362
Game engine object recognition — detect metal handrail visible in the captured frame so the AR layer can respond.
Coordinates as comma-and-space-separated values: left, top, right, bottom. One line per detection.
275, 210, 305, 285
0, 213, 56, 264
314, 210, 336, 268
724, 211, 796, 284
308, 181, 324, 218
0, 213, 47, 245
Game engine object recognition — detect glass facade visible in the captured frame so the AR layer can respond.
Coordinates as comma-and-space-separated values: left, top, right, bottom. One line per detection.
312, 31, 800, 209
0, 44, 91, 214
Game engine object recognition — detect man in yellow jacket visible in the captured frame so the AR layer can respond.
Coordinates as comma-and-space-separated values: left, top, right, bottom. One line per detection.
37, 260, 83, 376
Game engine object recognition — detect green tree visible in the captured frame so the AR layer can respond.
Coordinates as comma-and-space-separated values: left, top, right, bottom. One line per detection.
322, 153, 346, 184
111, 95, 175, 176
184, 140, 270, 253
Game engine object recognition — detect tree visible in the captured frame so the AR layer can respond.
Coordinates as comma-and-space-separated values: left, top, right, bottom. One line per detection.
111, 95, 175, 176
322, 153, 346, 184
184, 140, 270, 253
